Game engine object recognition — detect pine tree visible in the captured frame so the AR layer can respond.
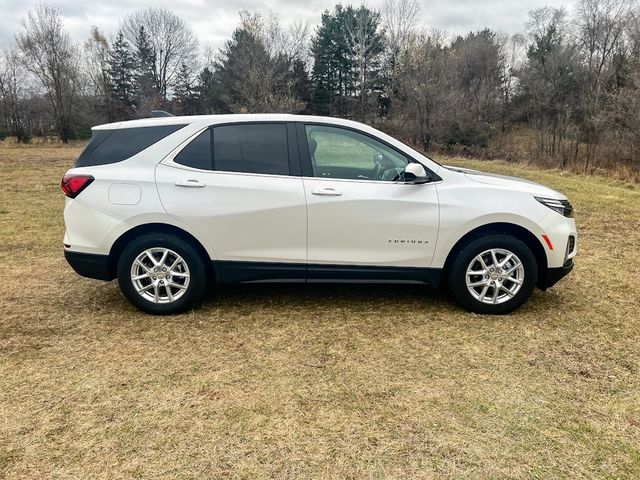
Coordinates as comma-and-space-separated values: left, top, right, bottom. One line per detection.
310, 5, 384, 119
214, 27, 303, 113
133, 26, 161, 112
107, 31, 137, 120
173, 63, 199, 115
311, 9, 347, 116
291, 59, 312, 113
194, 66, 220, 114
214, 27, 269, 112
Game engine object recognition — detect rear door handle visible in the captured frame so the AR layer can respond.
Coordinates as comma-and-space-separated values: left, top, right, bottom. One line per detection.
174, 179, 205, 188
312, 187, 342, 196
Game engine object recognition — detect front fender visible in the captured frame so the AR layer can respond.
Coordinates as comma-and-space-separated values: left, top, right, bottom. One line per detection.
431, 212, 548, 269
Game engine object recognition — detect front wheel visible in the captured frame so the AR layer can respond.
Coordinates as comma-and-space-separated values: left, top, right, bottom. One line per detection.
117, 234, 207, 315
448, 234, 538, 314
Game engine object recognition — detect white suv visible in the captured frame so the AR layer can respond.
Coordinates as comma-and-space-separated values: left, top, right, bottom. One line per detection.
62, 114, 577, 315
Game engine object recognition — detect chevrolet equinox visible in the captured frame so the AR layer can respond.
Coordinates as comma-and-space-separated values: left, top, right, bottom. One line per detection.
62, 114, 577, 314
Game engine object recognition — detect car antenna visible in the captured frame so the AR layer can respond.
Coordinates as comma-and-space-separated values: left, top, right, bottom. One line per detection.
150, 110, 175, 118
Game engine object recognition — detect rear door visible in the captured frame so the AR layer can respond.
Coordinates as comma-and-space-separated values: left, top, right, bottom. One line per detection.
156, 122, 307, 282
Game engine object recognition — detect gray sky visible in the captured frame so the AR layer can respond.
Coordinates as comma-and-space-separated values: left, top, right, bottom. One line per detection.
0, 0, 576, 51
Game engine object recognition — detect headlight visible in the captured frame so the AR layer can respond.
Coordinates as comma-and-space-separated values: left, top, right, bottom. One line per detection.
535, 196, 574, 218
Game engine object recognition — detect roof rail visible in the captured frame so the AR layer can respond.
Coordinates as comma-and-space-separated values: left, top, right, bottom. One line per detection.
150, 110, 174, 118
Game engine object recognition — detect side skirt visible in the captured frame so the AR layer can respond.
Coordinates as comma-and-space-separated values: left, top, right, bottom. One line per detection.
214, 261, 443, 287
214, 261, 306, 283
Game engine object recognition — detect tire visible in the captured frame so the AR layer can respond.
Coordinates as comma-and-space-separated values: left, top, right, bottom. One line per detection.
117, 233, 208, 315
448, 234, 538, 314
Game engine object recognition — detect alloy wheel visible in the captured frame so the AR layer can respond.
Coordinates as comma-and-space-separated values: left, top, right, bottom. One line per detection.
465, 248, 525, 305
130, 247, 190, 304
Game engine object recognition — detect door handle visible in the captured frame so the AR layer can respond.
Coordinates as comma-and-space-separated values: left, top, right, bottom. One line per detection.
174, 179, 205, 188
312, 187, 342, 196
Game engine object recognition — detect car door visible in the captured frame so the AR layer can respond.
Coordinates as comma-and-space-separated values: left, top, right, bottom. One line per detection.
156, 122, 307, 282
298, 123, 440, 281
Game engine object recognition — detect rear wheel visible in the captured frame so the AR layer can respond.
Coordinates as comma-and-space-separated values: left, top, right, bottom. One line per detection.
448, 234, 538, 314
117, 234, 207, 314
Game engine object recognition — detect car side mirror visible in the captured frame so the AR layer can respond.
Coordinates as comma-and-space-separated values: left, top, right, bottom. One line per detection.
403, 163, 430, 184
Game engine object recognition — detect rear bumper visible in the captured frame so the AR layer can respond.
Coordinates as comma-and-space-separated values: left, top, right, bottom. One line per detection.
64, 250, 114, 281
542, 258, 574, 290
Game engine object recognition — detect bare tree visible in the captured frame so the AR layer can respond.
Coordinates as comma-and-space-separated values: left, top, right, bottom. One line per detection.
120, 7, 198, 100
577, 0, 636, 80
382, 0, 421, 68
15, 3, 80, 142
237, 11, 309, 64
499, 33, 527, 132
284, 21, 312, 64
0, 46, 30, 142
202, 45, 216, 69
84, 26, 113, 121
518, 7, 583, 166
575, 0, 637, 169
393, 33, 448, 149
526, 7, 569, 46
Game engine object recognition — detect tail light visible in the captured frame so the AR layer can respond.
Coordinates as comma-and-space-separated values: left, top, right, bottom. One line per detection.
61, 174, 94, 199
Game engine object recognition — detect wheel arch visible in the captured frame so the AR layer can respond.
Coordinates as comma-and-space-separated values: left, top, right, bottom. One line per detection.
441, 222, 548, 289
108, 223, 213, 280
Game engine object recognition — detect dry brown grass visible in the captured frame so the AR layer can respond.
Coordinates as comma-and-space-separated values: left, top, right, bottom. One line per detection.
1, 145, 639, 479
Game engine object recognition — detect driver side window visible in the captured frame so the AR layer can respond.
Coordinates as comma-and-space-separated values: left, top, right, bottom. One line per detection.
305, 125, 409, 181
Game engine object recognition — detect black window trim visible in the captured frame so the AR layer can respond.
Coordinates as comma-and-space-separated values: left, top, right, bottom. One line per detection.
296, 122, 442, 183
167, 121, 300, 178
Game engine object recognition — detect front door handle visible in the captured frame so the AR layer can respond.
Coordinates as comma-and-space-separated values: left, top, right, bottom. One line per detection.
174, 179, 205, 188
312, 187, 342, 196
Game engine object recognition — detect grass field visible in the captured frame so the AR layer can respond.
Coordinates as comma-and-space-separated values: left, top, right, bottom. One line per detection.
1, 144, 639, 479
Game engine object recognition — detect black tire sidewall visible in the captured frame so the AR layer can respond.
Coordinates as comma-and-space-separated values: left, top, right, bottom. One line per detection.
117, 234, 207, 315
449, 234, 538, 314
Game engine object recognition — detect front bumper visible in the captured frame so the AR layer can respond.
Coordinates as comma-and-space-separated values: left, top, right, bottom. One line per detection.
64, 250, 114, 281
538, 211, 577, 268
541, 258, 574, 290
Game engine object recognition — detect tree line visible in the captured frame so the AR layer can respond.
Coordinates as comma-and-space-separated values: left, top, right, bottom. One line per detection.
0, 0, 639, 177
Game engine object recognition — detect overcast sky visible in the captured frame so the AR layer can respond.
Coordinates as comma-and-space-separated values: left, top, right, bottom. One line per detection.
0, 0, 576, 52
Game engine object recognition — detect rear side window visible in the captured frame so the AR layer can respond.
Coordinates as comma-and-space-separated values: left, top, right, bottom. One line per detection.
174, 129, 212, 170
213, 124, 289, 175
75, 125, 186, 167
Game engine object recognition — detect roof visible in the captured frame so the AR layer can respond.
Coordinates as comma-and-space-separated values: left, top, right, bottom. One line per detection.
92, 114, 369, 131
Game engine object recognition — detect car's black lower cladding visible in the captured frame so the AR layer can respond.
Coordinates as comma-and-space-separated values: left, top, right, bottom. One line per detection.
543, 259, 574, 289
66, 253, 445, 287
64, 234, 569, 315
65, 250, 113, 281
213, 261, 443, 286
